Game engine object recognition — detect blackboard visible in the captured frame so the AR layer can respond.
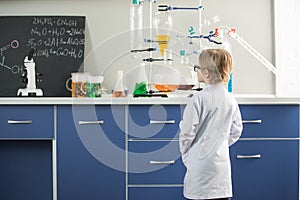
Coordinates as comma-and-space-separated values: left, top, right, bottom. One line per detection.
0, 16, 85, 97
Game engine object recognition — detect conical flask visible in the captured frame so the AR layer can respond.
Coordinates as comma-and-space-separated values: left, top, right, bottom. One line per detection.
153, 6, 173, 57
112, 70, 126, 97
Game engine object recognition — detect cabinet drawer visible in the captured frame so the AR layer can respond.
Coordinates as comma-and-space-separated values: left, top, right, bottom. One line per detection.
128, 105, 183, 139
0, 106, 54, 139
239, 105, 299, 138
128, 187, 184, 200
230, 140, 299, 200
71, 105, 126, 150
128, 141, 185, 184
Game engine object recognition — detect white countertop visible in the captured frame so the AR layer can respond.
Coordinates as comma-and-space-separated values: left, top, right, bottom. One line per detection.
0, 92, 300, 105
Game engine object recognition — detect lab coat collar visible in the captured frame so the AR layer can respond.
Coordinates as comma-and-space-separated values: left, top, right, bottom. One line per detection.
203, 83, 226, 90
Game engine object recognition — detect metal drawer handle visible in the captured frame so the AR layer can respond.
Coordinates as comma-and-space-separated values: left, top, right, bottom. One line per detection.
8, 120, 32, 124
237, 154, 261, 159
149, 160, 175, 165
150, 120, 175, 124
242, 119, 262, 124
79, 120, 104, 125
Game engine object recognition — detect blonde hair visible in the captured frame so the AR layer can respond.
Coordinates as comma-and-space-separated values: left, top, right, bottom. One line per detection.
199, 49, 233, 84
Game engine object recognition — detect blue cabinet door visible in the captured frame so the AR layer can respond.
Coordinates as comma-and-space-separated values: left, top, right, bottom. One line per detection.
0, 140, 53, 200
239, 105, 299, 138
129, 187, 185, 200
230, 140, 299, 200
57, 105, 126, 200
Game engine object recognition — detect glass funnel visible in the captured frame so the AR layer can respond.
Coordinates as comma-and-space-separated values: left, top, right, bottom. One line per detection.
152, 6, 173, 57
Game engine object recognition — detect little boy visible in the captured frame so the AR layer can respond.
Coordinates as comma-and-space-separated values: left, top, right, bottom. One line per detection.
179, 49, 243, 200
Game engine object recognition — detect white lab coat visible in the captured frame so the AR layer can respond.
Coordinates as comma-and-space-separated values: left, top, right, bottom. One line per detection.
179, 84, 243, 200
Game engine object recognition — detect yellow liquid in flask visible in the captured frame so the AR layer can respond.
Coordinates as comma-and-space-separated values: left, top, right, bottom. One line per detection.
156, 34, 170, 57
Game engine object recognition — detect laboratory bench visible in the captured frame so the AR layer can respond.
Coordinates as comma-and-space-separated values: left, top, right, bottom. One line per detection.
0, 93, 300, 105
0, 94, 299, 200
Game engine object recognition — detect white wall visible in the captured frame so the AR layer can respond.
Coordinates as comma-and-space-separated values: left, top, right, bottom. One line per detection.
275, 0, 300, 97
0, 0, 275, 95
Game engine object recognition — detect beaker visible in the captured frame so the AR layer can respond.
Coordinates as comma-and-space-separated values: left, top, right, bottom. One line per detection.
151, 63, 180, 92
65, 72, 90, 97
86, 75, 104, 97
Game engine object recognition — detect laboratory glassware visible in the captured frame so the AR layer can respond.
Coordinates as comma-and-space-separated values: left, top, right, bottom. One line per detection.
86, 75, 104, 97
152, 5, 173, 57
65, 72, 90, 97
112, 70, 126, 97
130, 0, 143, 50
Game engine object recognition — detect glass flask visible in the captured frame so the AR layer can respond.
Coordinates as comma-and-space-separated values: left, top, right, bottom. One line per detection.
112, 70, 126, 97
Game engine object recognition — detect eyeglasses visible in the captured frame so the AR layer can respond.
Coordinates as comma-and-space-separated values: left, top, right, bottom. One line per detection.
193, 65, 201, 72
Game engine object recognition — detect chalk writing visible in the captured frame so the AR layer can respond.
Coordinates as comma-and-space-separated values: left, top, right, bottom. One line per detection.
30, 27, 85, 37
27, 37, 85, 48
34, 47, 84, 59
27, 17, 85, 59
0, 40, 22, 74
32, 17, 78, 27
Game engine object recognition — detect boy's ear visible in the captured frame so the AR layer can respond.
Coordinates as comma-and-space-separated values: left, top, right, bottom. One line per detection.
204, 68, 210, 78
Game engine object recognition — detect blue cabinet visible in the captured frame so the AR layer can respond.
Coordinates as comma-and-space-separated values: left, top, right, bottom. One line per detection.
0, 105, 54, 139
57, 105, 126, 200
127, 105, 185, 200
230, 140, 299, 200
0, 103, 298, 200
230, 105, 300, 200
128, 105, 184, 139
0, 106, 53, 200
128, 141, 185, 184
239, 105, 299, 138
